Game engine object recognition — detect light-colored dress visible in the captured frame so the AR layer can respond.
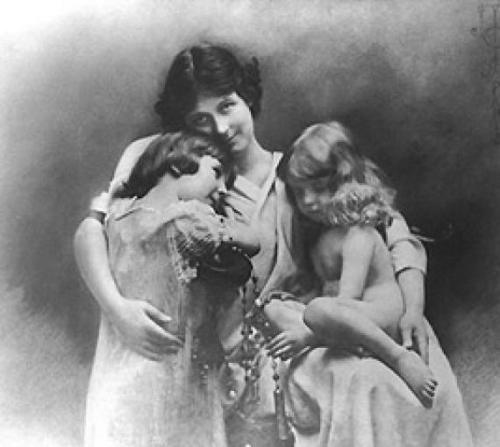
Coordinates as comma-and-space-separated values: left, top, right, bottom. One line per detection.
93, 136, 473, 447
213, 153, 473, 447
84, 198, 228, 447
287, 326, 472, 447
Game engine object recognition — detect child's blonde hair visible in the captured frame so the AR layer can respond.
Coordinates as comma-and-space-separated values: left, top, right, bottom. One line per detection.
287, 121, 395, 227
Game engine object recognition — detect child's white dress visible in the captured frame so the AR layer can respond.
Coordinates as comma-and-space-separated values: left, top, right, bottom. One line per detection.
84, 199, 227, 447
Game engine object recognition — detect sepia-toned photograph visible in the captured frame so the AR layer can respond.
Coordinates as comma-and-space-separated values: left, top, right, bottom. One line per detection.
1, 1, 498, 446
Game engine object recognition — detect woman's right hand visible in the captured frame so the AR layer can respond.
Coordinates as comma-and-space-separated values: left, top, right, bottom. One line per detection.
220, 217, 261, 257
109, 298, 183, 361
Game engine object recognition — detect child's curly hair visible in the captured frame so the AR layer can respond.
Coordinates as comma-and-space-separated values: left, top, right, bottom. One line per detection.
324, 181, 393, 227
286, 121, 396, 228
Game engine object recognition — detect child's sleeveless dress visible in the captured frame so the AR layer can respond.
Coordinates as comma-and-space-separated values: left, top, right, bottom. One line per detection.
84, 199, 227, 447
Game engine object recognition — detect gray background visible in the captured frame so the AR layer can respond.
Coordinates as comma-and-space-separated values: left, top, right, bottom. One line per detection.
1, 1, 498, 446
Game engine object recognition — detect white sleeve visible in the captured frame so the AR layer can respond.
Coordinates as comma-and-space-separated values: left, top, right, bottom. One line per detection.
386, 211, 427, 275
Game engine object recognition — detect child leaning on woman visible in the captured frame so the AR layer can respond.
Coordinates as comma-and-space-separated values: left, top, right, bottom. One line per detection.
267, 121, 437, 408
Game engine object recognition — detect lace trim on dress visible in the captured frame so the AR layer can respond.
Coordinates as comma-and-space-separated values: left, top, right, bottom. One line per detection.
111, 199, 223, 285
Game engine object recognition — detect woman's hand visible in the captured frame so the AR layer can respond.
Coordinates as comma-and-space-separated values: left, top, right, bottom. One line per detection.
399, 311, 429, 365
110, 299, 183, 361
266, 326, 315, 360
220, 217, 260, 257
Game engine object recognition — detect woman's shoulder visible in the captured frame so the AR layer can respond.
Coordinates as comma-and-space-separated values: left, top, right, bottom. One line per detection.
110, 134, 161, 192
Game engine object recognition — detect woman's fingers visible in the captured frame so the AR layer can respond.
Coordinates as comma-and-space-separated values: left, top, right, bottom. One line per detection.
147, 323, 183, 348
400, 326, 413, 350
266, 333, 285, 350
278, 347, 297, 361
267, 337, 287, 354
272, 345, 292, 359
141, 348, 163, 362
144, 303, 172, 326
267, 337, 293, 357
161, 331, 184, 348
416, 329, 430, 365
142, 303, 183, 348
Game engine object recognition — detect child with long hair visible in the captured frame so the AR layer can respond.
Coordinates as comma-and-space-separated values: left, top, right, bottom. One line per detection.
273, 121, 437, 408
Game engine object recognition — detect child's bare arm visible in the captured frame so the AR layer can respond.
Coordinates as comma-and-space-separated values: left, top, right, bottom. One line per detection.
338, 226, 376, 300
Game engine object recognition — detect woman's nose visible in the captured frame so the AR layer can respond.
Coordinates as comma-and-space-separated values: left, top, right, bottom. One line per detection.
213, 115, 230, 136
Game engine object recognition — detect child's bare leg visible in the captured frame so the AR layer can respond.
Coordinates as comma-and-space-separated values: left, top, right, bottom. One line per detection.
303, 297, 437, 408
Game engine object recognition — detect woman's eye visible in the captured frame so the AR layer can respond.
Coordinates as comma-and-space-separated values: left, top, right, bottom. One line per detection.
219, 101, 235, 113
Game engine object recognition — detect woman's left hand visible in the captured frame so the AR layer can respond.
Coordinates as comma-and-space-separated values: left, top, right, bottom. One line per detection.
266, 327, 314, 360
398, 311, 429, 365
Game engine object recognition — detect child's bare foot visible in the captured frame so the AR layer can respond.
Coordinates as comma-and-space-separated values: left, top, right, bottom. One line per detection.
393, 349, 438, 408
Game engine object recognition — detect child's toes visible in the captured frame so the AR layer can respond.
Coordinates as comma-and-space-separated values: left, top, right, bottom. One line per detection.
424, 385, 435, 397
421, 389, 434, 408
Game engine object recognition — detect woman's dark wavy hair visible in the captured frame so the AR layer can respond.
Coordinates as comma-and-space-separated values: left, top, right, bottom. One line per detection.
154, 44, 262, 131
113, 132, 232, 199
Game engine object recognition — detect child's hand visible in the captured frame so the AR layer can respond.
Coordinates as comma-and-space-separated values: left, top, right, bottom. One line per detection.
399, 311, 429, 365
110, 298, 183, 361
266, 326, 314, 360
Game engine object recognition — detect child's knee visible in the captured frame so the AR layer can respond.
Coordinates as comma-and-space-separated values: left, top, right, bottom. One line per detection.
304, 297, 334, 332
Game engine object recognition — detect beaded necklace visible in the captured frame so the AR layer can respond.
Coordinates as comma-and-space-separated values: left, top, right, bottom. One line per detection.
239, 277, 296, 447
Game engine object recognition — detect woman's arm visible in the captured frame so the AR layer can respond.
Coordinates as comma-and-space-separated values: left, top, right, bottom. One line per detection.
74, 135, 181, 360
74, 217, 124, 317
74, 216, 182, 360
221, 217, 260, 257
386, 213, 429, 363
396, 267, 429, 364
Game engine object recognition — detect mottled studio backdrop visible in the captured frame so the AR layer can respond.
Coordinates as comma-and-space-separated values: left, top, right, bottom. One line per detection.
1, 1, 499, 446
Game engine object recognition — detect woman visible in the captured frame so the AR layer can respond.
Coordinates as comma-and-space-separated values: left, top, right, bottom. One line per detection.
85, 131, 245, 447
74, 44, 471, 446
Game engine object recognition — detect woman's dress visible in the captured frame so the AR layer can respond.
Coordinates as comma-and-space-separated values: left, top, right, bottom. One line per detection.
216, 153, 473, 447
286, 325, 473, 447
84, 199, 227, 447
93, 138, 473, 447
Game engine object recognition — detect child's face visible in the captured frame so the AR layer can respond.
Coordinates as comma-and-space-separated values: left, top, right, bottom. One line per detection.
176, 155, 227, 207
289, 176, 332, 223
185, 92, 255, 156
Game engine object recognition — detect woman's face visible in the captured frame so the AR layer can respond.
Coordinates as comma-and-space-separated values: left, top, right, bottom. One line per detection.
185, 92, 255, 155
176, 155, 227, 206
